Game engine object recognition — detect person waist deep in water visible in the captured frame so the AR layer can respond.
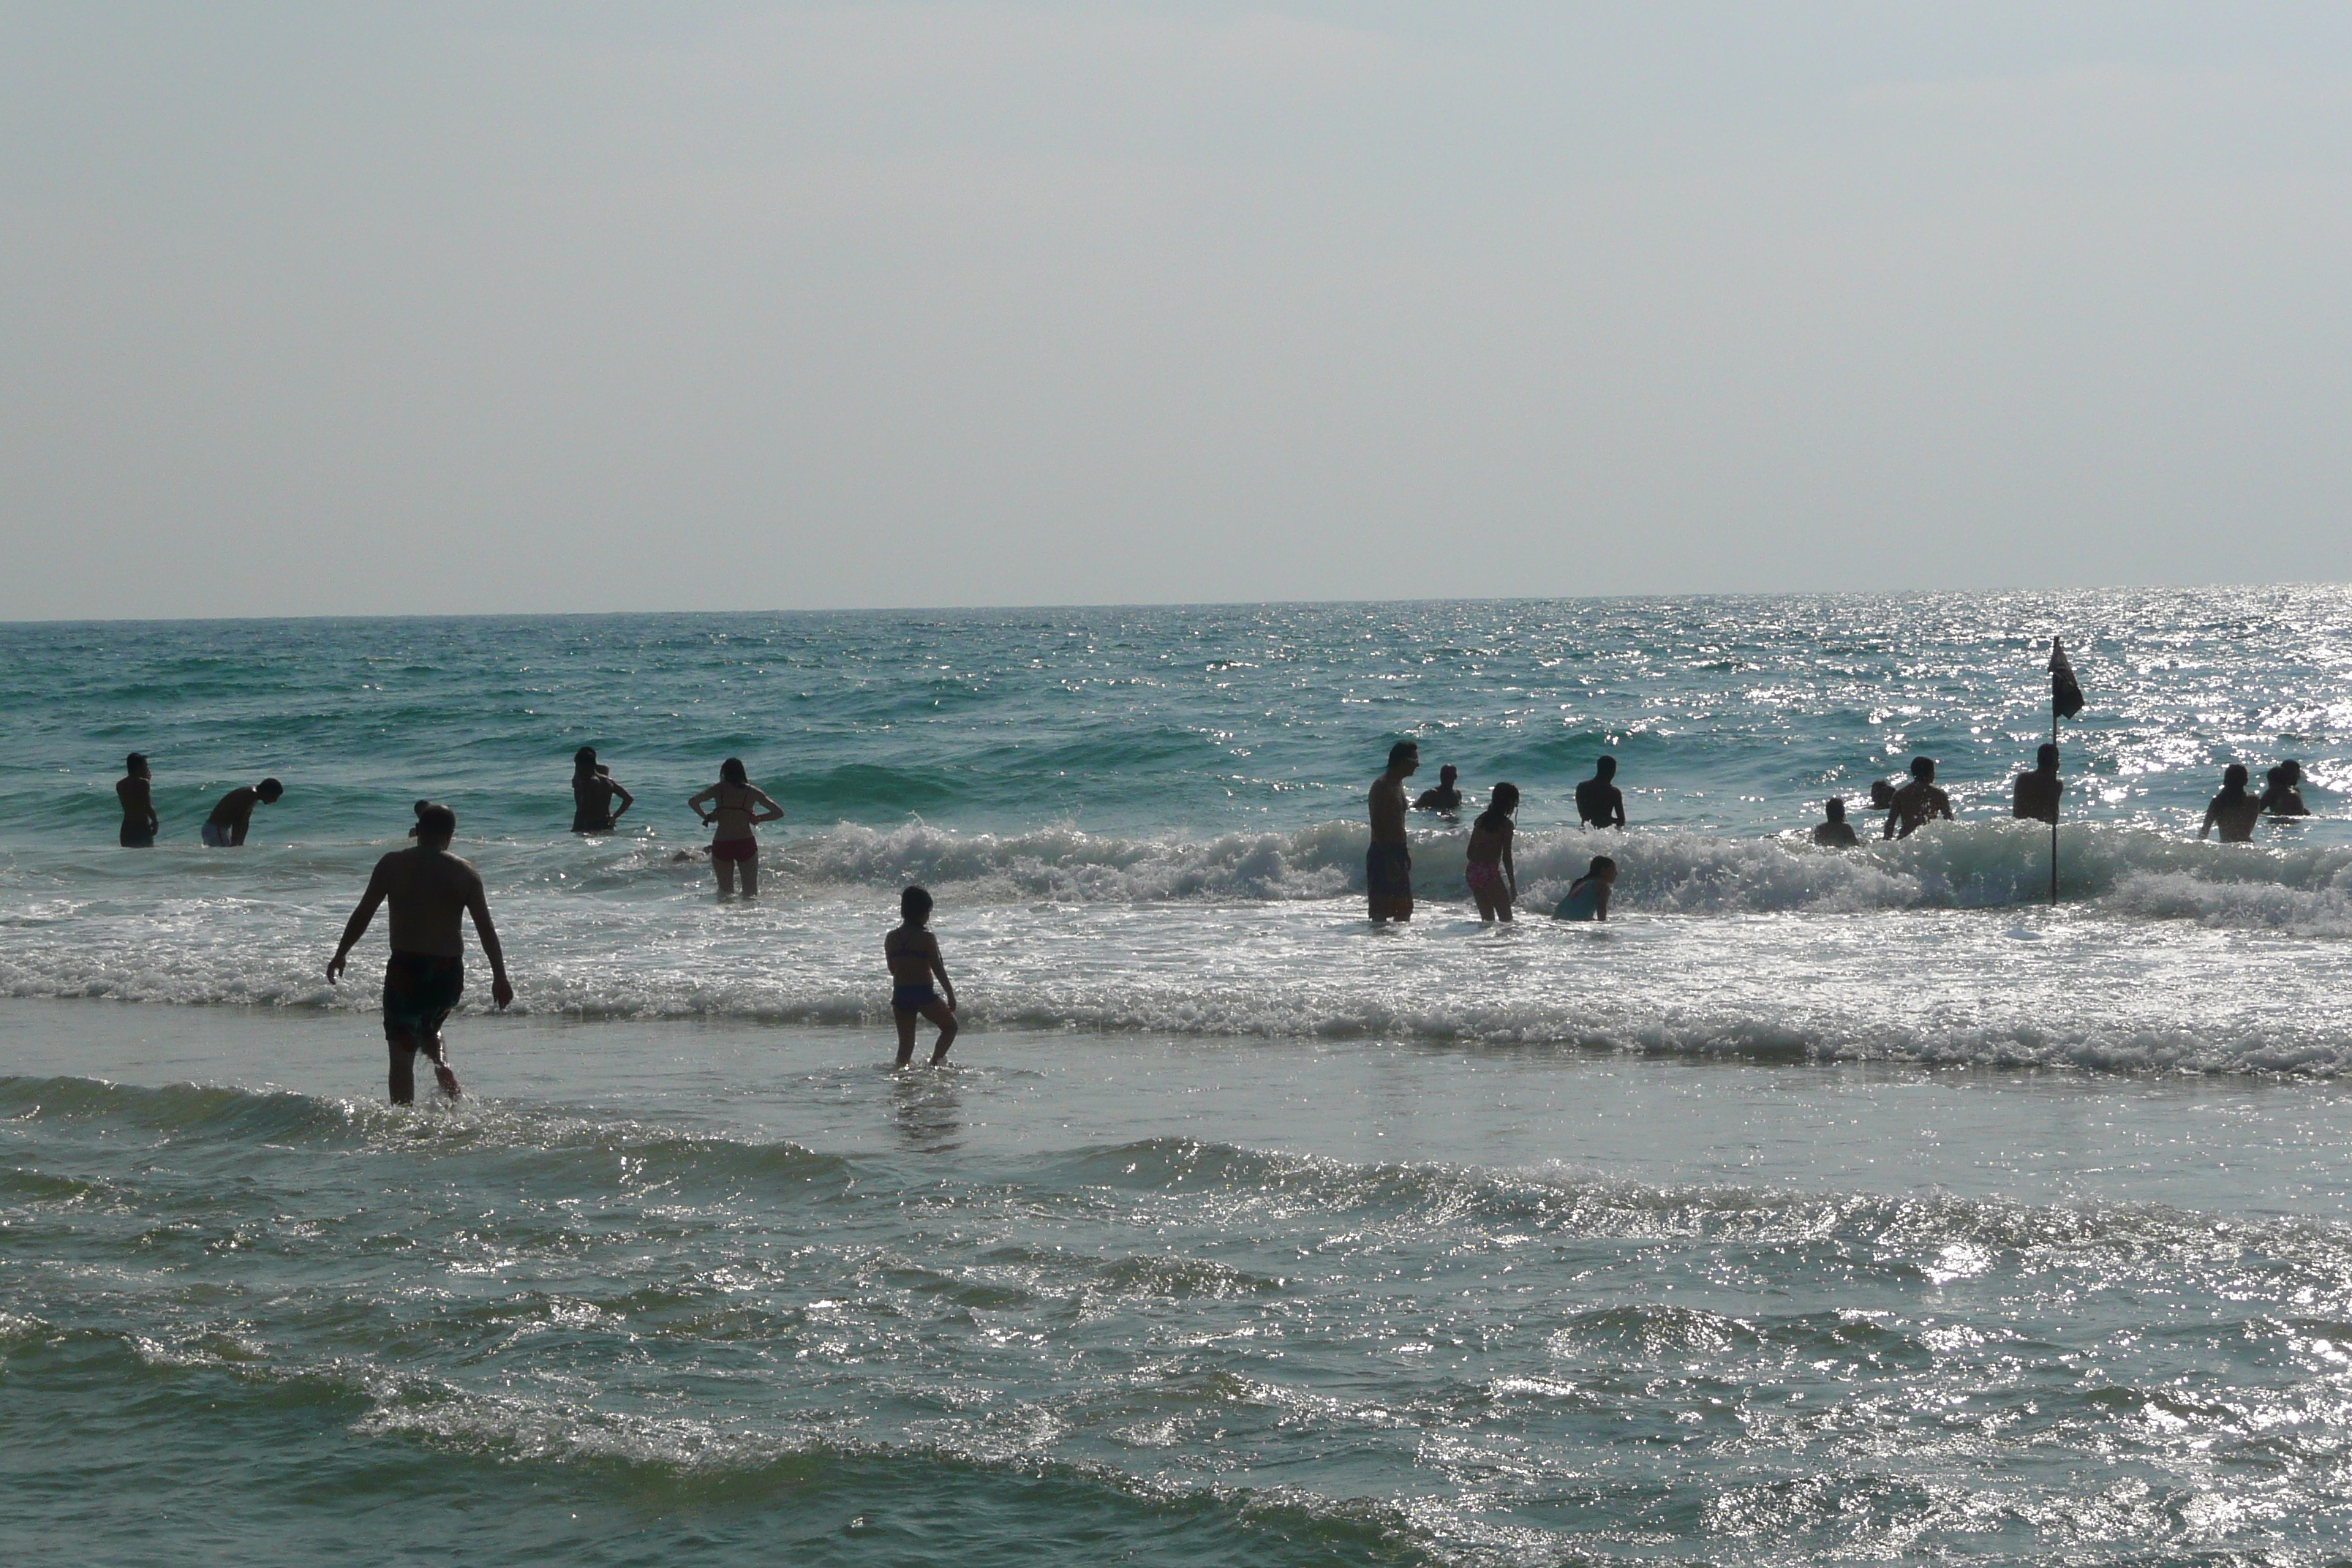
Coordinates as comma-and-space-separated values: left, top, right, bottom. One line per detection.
570, 747, 633, 832
1812, 797, 1858, 847
689, 757, 784, 897
2201, 764, 2264, 843
116, 753, 158, 848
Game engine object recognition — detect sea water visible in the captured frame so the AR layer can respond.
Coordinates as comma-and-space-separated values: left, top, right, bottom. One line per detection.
4, 589, 2352, 1564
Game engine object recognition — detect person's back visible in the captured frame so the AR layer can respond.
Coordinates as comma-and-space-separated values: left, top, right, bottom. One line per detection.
1554, 856, 1616, 921
2202, 765, 2263, 843
1576, 756, 1625, 829
2012, 745, 2063, 826
570, 748, 631, 832
116, 753, 157, 848
886, 884, 958, 1066
1812, 797, 1857, 847
1883, 758, 1950, 840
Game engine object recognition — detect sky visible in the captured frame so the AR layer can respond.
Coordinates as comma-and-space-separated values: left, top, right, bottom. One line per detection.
3, 2, 2350, 619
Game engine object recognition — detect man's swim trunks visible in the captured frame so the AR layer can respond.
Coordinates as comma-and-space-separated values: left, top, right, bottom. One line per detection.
1365, 841, 1412, 900
710, 837, 758, 863
120, 821, 155, 848
892, 983, 939, 1013
383, 951, 465, 1044
199, 821, 232, 848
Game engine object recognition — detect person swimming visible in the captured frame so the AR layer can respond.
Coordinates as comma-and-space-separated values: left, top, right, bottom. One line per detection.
1882, 757, 1952, 840
2261, 760, 2311, 817
2201, 764, 2264, 843
1414, 765, 1464, 813
689, 757, 785, 896
1812, 797, 1858, 847
2011, 744, 2063, 826
1554, 856, 1616, 921
1575, 757, 1625, 829
1463, 782, 1519, 921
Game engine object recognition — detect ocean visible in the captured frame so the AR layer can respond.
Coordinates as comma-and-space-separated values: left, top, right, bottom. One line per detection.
4, 588, 2351, 1564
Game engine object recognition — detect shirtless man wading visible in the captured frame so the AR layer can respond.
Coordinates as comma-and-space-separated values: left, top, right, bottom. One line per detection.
1367, 740, 1419, 922
328, 802, 513, 1103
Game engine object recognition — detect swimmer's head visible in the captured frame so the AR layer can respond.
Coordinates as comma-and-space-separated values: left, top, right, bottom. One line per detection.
126, 752, 148, 776
1489, 781, 1519, 814
1825, 797, 1846, 821
1910, 756, 1935, 781
720, 757, 747, 785
2277, 759, 2304, 783
574, 746, 597, 773
1439, 765, 1459, 785
1869, 780, 1896, 808
901, 884, 934, 924
256, 778, 284, 803
415, 802, 455, 845
2225, 763, 2250, 791
2037, 743, 2059, 771
1588, 855, 1618, 881
1388, 740, 1420, 772
1594, 755, 1617, 780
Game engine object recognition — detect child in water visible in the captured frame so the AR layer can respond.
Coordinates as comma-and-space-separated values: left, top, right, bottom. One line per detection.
885, 884, 959, 1067
1464, 782, 1519, 921
1554, 856, 1617, 921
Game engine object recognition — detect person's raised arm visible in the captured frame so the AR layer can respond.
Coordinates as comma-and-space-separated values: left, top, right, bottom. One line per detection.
608, 780, 634, 818
687, 784, 718, 824
328, 860, 393, 983
464, 874, 515, 1010
750, 788, 785, 825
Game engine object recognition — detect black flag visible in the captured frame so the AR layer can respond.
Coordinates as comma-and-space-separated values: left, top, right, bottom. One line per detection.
2049, 637, 2084, 720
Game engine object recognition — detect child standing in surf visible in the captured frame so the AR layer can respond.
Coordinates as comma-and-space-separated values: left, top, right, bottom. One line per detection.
1464, 782, 1519, 921
886, 885, 960, 1067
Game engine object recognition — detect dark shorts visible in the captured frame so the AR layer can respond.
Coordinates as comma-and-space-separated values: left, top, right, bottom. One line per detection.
120, 821, 155, 848
1366, 842, 1413, 899
384, 952, 464, 1044
893, 983, 939, 1013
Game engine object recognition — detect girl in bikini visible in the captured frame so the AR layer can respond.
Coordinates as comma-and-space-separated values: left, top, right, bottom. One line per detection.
1464, 782, 1519, 922
687, 758, 785, 896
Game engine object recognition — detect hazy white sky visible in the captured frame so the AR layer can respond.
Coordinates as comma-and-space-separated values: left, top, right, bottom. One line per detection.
4, 2, 2349, 617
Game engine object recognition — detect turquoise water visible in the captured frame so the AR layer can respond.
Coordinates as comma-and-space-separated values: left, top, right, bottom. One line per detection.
4, 589, 2352, 1564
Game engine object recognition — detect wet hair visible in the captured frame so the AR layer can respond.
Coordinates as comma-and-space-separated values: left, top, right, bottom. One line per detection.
126, 753, 146, 771
1825, 797, 1846, 821
1474, 782, 1519, 832
416, 802, 456, 839
1587, 856, 1617, 876
901, 884, 934, 922
720, 757, 747, 785
1910, 756, 1934, 780
574, 747, 597, 773
2224, 764, 2250, 791
2037, 744, 2059, 770
1388, 740, 1419, 769
1594, 755, 1617, 778
1439, 764, 1459, 783
256, 778, 283, 802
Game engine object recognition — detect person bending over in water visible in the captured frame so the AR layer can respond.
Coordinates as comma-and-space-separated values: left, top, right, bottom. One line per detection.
2261, 761, 2311, 818
689, 758, 784, 896
117, 753, 158, 848
1367, 740, 1419, 922
886, 884, 959, 1067
2201, 764, 2264, 843
1576, 756, 1626, 829
570, 747, 633, 832
328, 802, 513, 1104
2012, 744, 2063, 826
1812, 797, 1858, 847
200, 777, 282, 847
1414, 764, 1464, 813
1882, 758, 1951, 840
1464, 783, 1520, 921
1554, 856, 1617, 921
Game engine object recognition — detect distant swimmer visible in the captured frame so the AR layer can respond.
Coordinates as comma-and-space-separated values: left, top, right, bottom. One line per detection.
2011, 744, 2063, 826
2261, 760, 2311, 818
1414, 765, 1464, 813
1882, 758, 1951, 840
569, 747, 634, 833
689, 757, 785, 897
886, 884, 959, 1067
1553, 856, 1617, 921
199, 777, 282, 847
2200, 764, 2264, 843
327, 802, 513, 1104
1575, 756, 1625, 829
1367, 740, 1420, 923
1868, 779, 1898, 813
1812, 797, 1858, 848
116, 753, 158, 848
1464, 782, 1520, 921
